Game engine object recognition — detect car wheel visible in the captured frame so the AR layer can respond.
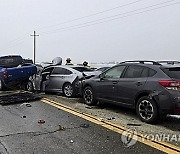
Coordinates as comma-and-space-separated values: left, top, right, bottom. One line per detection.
136, 96, 158, 124
26, 80, 34, 92
83, 86, 96, 106
63, 83, 74, 97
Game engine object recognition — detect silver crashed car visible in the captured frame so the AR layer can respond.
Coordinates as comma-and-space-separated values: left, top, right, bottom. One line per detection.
32, 65, 86, 97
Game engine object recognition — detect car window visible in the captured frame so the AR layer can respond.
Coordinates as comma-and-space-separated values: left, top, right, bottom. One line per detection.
162, 67, 180, 79
124, 66, 144, 78
149, 69, 157, 77
42, 67, 54, 74
52, 67, 72, 75
96, 67, 110, 72
141, 67, 149, 77
104, 66, 125, 79
0, 56, 23, 68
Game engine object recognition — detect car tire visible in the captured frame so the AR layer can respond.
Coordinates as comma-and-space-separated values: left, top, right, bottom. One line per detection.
63, 83, 74, 97
83, 86, 96, 106
136, 96, 158, 124
26, 80, 34, 92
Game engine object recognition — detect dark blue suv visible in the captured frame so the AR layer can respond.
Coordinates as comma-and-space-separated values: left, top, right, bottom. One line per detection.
82, 61, 180, 123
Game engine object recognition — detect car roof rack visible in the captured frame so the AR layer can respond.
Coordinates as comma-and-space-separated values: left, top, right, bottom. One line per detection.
157, 61, 180, 65
120, 61, 161, 65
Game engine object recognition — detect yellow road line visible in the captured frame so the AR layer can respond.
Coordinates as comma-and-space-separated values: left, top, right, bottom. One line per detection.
41, 98, 180, 154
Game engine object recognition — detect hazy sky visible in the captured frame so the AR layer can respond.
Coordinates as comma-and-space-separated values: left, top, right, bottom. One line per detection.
1, 0, 180, 64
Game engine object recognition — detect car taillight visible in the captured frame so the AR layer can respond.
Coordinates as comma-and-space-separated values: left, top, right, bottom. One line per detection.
3, 71, 8, 78
158, 80, 180, 90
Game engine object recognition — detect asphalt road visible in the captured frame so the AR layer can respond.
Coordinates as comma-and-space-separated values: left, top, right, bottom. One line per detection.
0, 99, 164, 154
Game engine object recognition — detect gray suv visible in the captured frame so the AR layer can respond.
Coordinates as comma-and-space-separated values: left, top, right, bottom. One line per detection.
82, 61, 180, 123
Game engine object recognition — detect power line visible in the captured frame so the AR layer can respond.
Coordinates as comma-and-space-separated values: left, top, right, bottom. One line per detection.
1, 36, 28, 48
0, 30, 32, 51
2, 1, 144, 51
37, 0, 145, 31
3, 0, 180, 49
40, 0, 180, 35
0, 37, 30, 51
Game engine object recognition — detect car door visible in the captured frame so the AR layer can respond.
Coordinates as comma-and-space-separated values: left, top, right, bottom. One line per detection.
34, 65, 43, 90
46, 67, 73, 92
96, 65, 126, 102
115, 65, 148, 106
41, 67, 54, 91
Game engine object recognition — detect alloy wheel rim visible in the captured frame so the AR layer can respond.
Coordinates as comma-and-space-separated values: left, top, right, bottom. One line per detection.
64, 85, 73, 97
84, 89, 93, 104
139, 100, 154, 120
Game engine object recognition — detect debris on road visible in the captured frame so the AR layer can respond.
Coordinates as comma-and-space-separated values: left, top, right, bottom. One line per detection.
22, 115, 26, 118
25, 103, 32, 107
85, 106, 103, 109
127, 123, 142, 126
38, 119, 45, 124
58, 125, 66, 131
20, 102, 32, 107
98, 118, 105, 122
80, 123, 90, 128
0, 92, 42, 105
107, 117, 115, 120
85, 106, 93, 109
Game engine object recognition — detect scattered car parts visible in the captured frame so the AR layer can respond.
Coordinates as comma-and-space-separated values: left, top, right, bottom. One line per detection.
0, 92, 42, 105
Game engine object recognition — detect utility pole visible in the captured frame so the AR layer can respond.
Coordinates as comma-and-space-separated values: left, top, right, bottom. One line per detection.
30, 31, 39, 64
